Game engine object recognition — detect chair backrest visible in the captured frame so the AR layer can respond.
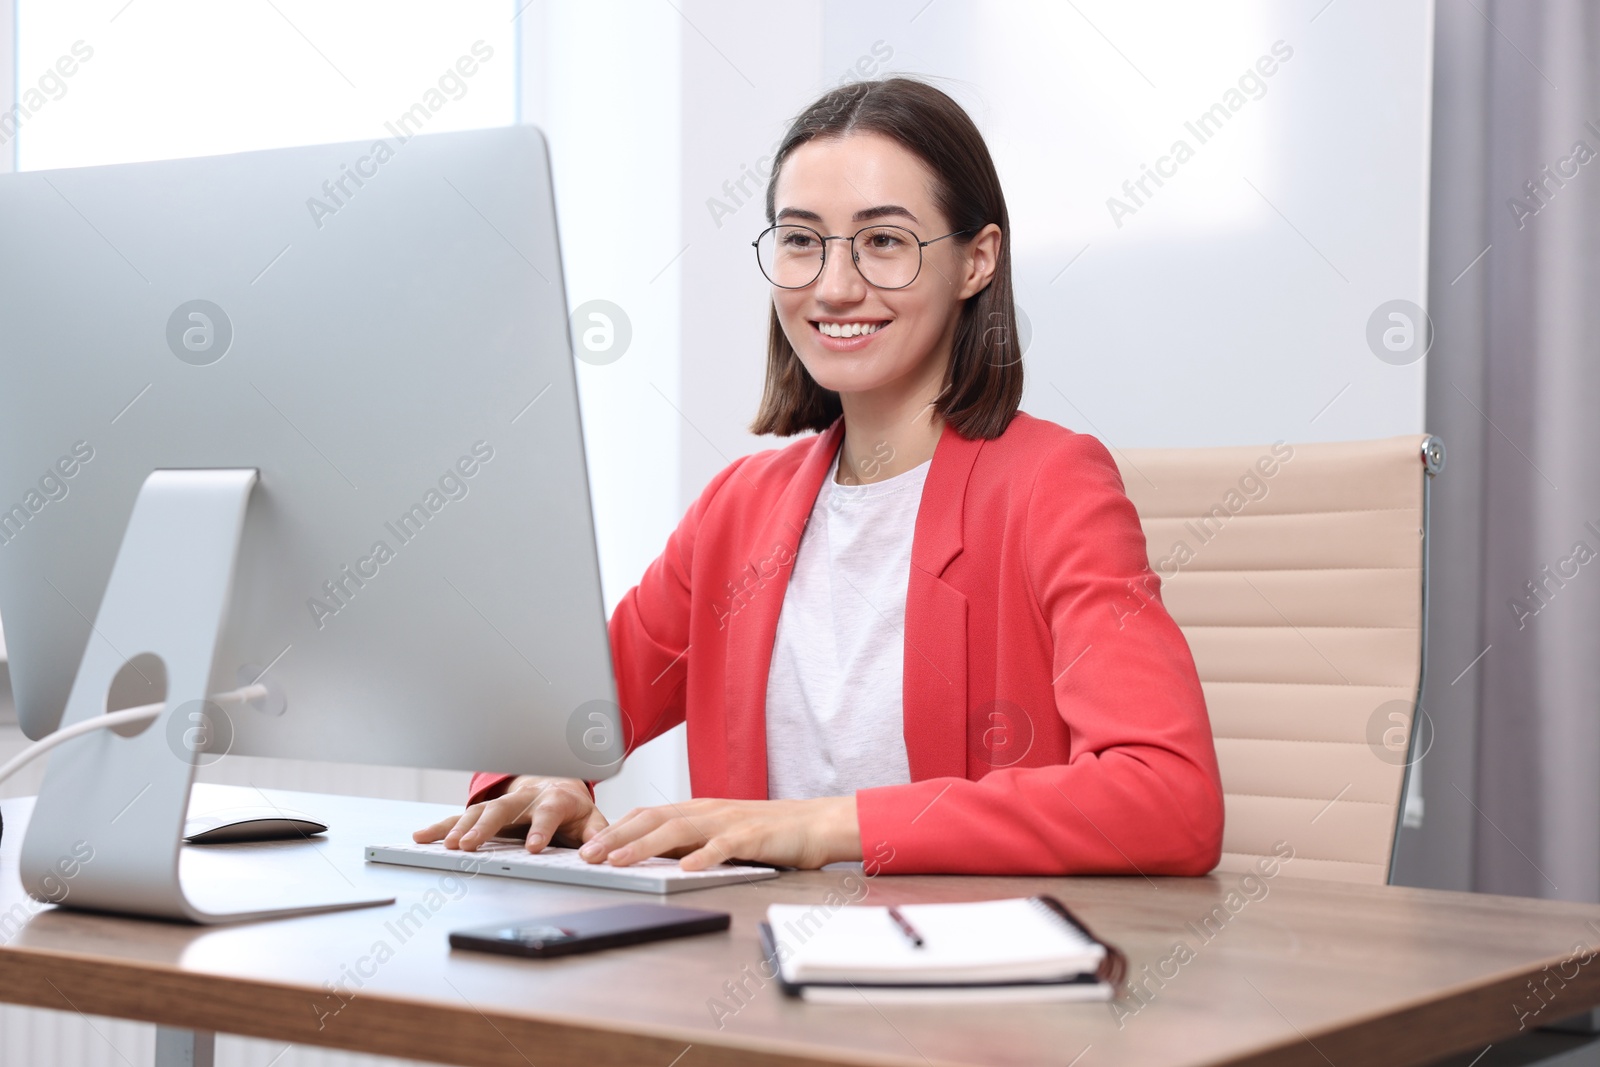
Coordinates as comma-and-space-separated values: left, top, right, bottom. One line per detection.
1111, 435, 1443, 884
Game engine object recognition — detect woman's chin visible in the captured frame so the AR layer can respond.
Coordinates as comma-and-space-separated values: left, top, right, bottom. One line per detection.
797, 358, 893, 398
809, 374, 882, 399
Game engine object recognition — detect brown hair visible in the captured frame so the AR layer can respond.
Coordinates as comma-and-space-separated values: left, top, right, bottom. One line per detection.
747, 76, 1023, 440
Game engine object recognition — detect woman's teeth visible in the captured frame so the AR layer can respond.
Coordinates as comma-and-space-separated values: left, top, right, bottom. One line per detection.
815, 321, 886, 338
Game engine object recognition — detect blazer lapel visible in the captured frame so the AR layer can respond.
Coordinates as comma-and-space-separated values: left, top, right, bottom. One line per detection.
903, 420, 982, 781
721, 418, 844, 799
721, 416, 982, 798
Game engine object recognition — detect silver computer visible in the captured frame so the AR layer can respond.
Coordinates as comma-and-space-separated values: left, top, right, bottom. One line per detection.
0, 126, 624, 921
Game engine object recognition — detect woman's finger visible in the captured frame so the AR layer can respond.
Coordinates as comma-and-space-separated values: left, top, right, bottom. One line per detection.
415, 779, 604, 851
440, 804, 491, 849
578, 806, 668, 863
679, 838, 736, 872
523, 788, 582, 851
576, 807, 610, 844
412, 811, 463, 843
456, 792, 535, 849
602, 817, 706, 866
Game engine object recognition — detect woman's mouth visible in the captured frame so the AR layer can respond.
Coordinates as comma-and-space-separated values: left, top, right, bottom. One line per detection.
811, 319, 891, 351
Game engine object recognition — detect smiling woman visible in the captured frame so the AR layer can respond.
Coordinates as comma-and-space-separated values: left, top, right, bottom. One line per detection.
418, 76, 1225, 878
748, 82, 1020, 445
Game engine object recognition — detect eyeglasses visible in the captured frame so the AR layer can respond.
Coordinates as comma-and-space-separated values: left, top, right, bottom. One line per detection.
752, 223, 975, 290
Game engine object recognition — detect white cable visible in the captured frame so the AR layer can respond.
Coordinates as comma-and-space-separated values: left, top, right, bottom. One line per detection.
0, 683, 268, 789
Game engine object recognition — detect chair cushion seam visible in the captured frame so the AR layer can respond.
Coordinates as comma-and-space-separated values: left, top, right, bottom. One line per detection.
1138, 506, 1420, 517
1166, 566, 1420, 573
1183, 624, 1419, 630
1214, 737, 1387, 745
1201, 680, 1411, 688
1225, 792, 1389, 804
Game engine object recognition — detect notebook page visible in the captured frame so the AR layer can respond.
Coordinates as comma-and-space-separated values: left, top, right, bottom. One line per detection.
768, 897, 1105, 985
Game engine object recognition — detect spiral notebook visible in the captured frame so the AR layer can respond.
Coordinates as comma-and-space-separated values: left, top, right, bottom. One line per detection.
759, 895, 1126, 1004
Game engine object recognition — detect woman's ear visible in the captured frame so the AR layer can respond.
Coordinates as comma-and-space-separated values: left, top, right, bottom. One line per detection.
957, 223, 1003, 299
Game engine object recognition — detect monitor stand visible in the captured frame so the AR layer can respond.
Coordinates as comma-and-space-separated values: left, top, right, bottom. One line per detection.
18, 469, 393, 923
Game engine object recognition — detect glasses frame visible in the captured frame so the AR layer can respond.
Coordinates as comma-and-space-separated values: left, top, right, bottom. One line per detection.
751, 223, 976, 290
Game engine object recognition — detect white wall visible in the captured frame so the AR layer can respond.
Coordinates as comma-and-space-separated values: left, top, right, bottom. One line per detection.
513, 0, 694, 817
674, 3, 828, 482
0, 0, 15, 764
0, 0, 11, 174
12, 1, 517, 170
0, 0, 11, 708
679, 0, 1433, 479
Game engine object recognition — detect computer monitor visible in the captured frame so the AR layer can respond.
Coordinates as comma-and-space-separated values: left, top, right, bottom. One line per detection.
0, 125, 622, 921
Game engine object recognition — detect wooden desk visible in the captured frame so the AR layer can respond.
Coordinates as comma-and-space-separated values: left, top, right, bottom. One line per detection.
2, 785, 1598, 1067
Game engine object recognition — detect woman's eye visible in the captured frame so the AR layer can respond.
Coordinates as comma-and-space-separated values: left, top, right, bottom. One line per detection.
781, 233, 818, 249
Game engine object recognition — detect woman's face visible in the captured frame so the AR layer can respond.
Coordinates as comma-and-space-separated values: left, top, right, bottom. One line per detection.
768, 131, 994, 406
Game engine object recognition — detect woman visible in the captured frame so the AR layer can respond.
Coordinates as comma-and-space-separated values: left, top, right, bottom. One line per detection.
416, 76, 1224, 876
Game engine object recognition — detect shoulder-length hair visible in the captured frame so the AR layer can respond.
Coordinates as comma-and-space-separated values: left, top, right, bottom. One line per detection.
747, 76, 1023, 441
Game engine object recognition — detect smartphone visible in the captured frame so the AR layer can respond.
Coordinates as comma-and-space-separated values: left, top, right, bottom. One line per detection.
449, 903, 730, 959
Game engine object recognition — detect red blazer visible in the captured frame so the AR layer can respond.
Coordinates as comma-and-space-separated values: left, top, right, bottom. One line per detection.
471, 411, 1224, 876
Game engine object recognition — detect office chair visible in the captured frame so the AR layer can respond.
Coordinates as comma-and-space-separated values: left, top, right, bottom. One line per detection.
1112, 434, 1444, 884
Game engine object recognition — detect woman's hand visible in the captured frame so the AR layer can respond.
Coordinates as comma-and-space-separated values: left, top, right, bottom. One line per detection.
576, 796, 862, 871
413, 776, 608, 853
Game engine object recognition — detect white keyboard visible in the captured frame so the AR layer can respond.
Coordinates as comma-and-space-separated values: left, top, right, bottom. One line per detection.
364, 840, 781, 894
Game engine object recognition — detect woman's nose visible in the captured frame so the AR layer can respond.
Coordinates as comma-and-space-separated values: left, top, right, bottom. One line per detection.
814, 242, 867, 303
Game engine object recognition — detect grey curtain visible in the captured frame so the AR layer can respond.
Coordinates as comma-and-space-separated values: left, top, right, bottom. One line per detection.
1394, 0, 1600, 900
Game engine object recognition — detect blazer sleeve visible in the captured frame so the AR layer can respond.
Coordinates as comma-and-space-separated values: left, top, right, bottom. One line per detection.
467, 455, 751, 807
854, 434, 1225, 875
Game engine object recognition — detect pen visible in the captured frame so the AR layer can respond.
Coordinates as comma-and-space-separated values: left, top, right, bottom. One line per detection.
886, 905, 924, 949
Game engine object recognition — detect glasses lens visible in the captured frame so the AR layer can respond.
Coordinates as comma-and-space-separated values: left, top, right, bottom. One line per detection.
852, 226, 920, 289
757, 226, 824, 288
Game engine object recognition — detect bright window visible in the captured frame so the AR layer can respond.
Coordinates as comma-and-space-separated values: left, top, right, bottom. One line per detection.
12, 0, 517, 170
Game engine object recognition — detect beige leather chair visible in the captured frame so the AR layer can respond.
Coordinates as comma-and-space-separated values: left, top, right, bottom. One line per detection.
1112, 435, 1444, 884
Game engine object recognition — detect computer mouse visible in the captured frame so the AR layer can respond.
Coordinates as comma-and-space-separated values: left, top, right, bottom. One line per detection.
182, 806, 328, 845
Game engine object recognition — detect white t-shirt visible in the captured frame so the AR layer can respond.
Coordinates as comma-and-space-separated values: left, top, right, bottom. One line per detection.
764, 447, 931, 800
